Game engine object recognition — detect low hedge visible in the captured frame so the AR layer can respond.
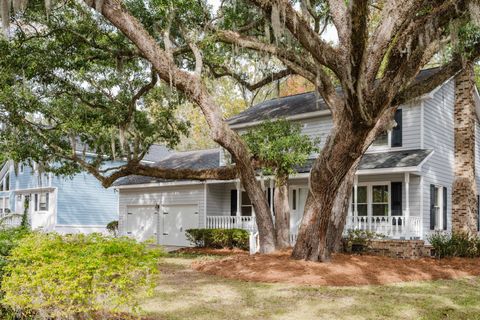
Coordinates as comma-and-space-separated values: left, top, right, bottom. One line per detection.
428, 232, 480, 258
185, 228, 249, 250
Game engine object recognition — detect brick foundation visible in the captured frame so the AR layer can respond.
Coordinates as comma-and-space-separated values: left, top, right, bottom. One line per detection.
366, 240, 432, 259
452, 64, 478, 235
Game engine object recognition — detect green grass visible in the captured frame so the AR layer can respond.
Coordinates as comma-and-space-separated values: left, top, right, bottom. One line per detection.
140, 254, 480, 320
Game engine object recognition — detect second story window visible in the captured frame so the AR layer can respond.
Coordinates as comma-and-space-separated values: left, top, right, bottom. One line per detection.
371, 131, 390, 148
0, 173, 10, 192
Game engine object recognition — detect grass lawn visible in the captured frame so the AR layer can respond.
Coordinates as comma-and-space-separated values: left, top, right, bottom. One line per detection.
139, 253, 480, 320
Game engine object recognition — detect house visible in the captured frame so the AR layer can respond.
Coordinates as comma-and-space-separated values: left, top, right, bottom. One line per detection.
0, 145, 170, 234
114, 67, 480, 248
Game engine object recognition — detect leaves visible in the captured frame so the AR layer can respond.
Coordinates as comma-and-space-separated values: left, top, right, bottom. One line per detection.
243, 118, 319, 179
1, 233, 163, 318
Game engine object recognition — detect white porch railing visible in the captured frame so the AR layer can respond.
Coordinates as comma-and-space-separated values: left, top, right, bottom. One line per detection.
206, 215, 257, 231
344, 215, 421, 239
0, 213, 23, 228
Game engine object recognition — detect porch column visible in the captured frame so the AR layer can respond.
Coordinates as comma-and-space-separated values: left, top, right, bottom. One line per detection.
404, 173, 410, 219
353, 175, 358, 218
236, 180, 241, 217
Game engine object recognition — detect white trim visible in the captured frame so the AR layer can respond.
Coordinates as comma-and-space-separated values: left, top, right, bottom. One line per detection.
355, 167, 420, 175
228, 109, 331, 129
14, 187, 56, 194
203, 182, 207, 228
56, 224, 107, 228
420, 100, 425, 149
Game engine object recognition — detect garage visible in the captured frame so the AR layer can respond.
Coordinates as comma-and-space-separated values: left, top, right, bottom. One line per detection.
160, 204, 199, 246
126, 206, 158, 242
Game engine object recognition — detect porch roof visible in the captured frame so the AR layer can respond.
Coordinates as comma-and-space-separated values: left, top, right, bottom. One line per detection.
114, 149, 433, 187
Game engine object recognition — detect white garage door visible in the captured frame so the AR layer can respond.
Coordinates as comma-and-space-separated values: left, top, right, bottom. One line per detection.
126, 206, 158, 242
161, 205, 199, 246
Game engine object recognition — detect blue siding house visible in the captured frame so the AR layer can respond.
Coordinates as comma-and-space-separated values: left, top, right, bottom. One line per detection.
0, 145, 170, 233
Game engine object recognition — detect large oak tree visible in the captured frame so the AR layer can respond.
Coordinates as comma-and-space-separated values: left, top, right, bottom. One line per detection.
2, 0, 480, 260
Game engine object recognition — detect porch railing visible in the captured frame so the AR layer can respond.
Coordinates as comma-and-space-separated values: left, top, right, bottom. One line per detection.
344, 215, 421, 239
206, 215, 256, 231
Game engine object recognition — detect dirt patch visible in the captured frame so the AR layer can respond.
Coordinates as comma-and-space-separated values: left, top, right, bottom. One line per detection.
192, 251, 480, 286
173, 247, 249, 256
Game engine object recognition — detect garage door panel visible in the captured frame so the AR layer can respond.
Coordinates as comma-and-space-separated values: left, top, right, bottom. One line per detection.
161, 205, 199, 246
126, 206, 158, 242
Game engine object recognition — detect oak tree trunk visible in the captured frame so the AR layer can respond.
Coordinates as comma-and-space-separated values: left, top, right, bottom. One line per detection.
274, 178, 290, 249
292, 109, 395, 262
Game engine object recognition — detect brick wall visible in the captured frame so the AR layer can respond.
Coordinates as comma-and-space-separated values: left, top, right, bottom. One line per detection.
367, 240, 432, 259
452, 64, 478, 234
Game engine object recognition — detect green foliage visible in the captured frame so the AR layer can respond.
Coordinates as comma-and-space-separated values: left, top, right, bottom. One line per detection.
1, 233, 163, 318
343, 229, 385, 253
106, 220, 119, 237
428, 232, 480, 258
185, 229, 249, 250
0, 1, 189, 177
243, 119, 320, 178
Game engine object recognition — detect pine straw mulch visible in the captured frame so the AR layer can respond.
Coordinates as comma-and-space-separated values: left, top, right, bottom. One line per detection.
192, 250, 480, 286
173, 247, 249, 256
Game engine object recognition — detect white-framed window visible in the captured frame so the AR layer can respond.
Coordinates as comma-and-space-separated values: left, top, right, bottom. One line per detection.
433, 185, 443, 230
19, 163, 24, 174
370, 131, 391, 149
241, 191, 252, 216
351, 182, 390, 217
352, 186, 368, 216
0, 197, 10, 215
0, 173, 9, 192
34, 193, 49, 212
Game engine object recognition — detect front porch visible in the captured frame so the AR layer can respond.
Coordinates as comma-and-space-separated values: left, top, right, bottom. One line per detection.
204, 171, 423, 241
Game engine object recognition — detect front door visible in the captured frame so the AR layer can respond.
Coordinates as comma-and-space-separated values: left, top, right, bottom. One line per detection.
289, 187, 308, 234
161, 205, 199, 246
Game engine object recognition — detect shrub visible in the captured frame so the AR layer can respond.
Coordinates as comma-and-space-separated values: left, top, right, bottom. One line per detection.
106, 220, 119, 237
185, 229, 249, 250
428, 232, 480, 258
1, 233, 163, 319
343, 229, 384, 253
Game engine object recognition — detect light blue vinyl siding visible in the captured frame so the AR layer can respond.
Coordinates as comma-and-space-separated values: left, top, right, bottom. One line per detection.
421, 79, 455, 239
54, 172, 118, 226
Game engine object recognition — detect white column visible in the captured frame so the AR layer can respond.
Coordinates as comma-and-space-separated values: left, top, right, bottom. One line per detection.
404, 173, 410, 219
354, 175, 358, 218
236, 180, 241, 217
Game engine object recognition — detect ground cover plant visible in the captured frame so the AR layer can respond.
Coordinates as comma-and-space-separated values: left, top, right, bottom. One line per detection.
1, 233, 163, 319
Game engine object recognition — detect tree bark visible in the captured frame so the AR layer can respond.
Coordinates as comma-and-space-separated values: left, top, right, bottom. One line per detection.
88, 0, 277, 253
274, 177, 290, 249
292, 108, 395, 262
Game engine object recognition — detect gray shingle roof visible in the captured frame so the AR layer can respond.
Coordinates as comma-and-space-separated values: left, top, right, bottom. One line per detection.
227, 67, 442, 127
114, 148, 221, 186
115, 149, 432, 186
142, 144, 171, 162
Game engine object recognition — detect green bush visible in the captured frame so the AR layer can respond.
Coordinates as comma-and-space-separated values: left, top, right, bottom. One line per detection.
1, 233, 163, 319
343, 229, 385, 253
185, 229, 249, 250
106, 220, 119, 237
428, 232, 480, 258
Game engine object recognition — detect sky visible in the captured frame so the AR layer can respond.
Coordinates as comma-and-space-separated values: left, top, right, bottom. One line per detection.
208, 0, 338, 43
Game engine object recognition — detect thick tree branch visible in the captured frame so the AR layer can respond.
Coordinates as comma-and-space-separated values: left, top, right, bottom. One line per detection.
209, 64, 292, 91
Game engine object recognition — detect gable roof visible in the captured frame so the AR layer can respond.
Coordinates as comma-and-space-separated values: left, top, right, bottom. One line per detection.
227, 67, 443, 128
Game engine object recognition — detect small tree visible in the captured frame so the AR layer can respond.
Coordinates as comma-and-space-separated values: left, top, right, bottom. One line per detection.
243, 119, 319, 249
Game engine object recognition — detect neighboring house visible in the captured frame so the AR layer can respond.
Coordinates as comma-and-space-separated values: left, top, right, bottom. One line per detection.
0, 144, 169, 234
115, 68, 480, 247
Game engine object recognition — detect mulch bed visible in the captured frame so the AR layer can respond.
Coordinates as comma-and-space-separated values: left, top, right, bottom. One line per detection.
173, 247, 249, 256
192, 250, 480, 286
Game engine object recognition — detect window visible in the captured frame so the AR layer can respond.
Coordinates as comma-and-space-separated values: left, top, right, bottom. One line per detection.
372, 185, 389, 216
352, 186, 368, 216
433, 186, 443, 230
0, 173, 9, 192
371, 131, 389, 147
241, 192, 252, 216
19, 163, 24, 174
0, 197, 10, 215
34, 193, 49, 212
